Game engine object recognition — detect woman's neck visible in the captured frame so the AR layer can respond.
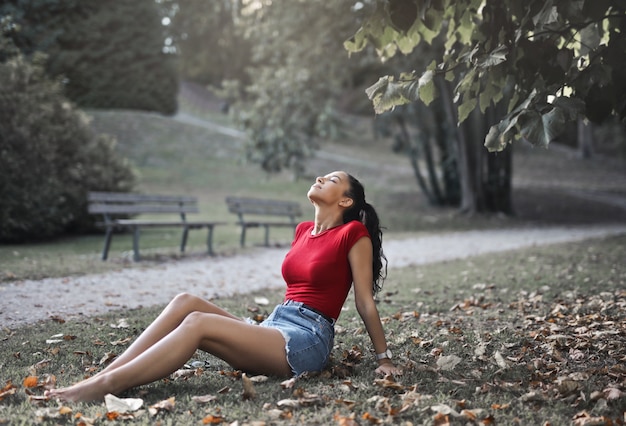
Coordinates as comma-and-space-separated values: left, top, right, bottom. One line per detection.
311, 209, 344, 235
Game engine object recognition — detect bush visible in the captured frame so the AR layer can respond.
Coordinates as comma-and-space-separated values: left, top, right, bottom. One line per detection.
0, 53, 136, 242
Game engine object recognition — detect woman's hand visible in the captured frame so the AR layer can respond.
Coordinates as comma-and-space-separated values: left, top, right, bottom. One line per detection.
375, 359, 402, 376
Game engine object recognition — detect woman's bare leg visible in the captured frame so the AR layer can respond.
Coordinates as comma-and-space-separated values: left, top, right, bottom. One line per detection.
45, 311, 291, 402
96, 293, 240, 375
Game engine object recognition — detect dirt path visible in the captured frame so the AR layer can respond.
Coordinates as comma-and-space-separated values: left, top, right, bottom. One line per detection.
1, 224, 624, 329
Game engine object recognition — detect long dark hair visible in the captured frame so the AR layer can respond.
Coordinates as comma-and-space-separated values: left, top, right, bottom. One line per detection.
342, 174, 387, 294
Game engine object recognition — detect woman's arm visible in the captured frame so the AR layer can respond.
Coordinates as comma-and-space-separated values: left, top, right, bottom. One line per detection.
349, 237, 402, 376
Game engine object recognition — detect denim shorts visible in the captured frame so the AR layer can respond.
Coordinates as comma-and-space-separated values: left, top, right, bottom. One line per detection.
260, 300, 335, 377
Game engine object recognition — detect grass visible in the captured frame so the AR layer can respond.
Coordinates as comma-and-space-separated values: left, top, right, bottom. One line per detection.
1, 234, 624, 425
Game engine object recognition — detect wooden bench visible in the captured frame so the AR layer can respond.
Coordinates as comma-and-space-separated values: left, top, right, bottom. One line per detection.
225, 197, 302, 247
88, 192, 225, 261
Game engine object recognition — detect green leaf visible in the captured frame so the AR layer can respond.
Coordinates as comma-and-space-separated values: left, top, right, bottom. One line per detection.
418, 70, 436, 105
484, 121, 508, 152
477, 45, 508, 68
365, 76, 411, 114
457, 97, 477, 123
532, 1, 558, 28
344, 27, 368, 53
518, 107, 566, 148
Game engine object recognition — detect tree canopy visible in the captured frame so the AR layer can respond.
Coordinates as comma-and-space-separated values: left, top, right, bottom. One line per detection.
347, 0, 626, 152
1, 0, 178, 114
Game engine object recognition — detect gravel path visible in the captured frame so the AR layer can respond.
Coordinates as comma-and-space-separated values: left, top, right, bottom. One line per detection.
1, 224, 624, 329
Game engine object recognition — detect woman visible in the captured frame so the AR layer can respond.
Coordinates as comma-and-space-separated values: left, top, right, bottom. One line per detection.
46, 171, 402, 402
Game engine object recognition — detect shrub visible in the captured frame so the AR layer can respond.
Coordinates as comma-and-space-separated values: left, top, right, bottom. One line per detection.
0, 53, 136, 242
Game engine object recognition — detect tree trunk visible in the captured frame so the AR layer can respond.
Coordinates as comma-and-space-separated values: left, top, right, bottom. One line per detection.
577, 117, 594, 159
438, 78, 477, 213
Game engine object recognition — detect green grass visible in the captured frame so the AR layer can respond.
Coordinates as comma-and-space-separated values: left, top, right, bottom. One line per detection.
1, 235, 624, 425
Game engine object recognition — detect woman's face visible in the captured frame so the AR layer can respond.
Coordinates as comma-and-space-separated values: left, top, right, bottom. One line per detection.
307, 171, 352, 206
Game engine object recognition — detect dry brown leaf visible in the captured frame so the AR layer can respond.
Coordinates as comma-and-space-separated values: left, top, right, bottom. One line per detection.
373, 376, 404, 391
58, 406, 72, 415
280, 377, 297, 389
148, 396, 175, 416
99, 352, 117, 365
334, 412, 359, 426
433, 412, 451, 426
436, 355, 462, 371
276, 398, 299, 408
109, 318, 130, 329
171, 368, 202, 380
191, 394, 217, 404
0, 381, 17, 401
557, 379, 580, 396
572, 410, 612, 426
110, 337, 132, 346
242, 373, 257, 400
22, 376, 38, 388
603, 387, 624, 401
201, 414, 225, 424
430, 404, 459, 417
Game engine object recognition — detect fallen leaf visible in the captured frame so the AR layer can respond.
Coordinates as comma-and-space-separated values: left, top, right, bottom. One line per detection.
104, 393, 144, 413
99, 352, 117, 365
493, 351, 509, 369
437, 355, 462, 371
23, 376, 38, 388
373, 376, 404, 391
242, 373, 257, 400
0, 381, 17, 401
148, 397, 175, 416
280, 377, 297, 389
58, 406, 72, 415
192, 394, 217, 404
603, 387, 624, 401
202, 414, 225, 424
110, 318, 130, 329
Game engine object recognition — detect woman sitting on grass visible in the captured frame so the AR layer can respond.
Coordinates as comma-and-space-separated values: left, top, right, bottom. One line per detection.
46, 170, 402, 402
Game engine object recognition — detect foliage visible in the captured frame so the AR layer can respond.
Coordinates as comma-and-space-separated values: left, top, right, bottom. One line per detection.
160, 0, 251, 86
223, 0, 363, 177
347, 0, 626, 152
0, 0, 178, 114
0, 47, 136, 242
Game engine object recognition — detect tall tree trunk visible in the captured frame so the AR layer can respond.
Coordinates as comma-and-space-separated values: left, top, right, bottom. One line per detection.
438, 78, 476, 213
577, 118, 594, 159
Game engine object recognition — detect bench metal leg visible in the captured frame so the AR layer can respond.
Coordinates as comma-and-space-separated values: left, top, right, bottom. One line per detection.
181, 226, 190, 253
263, 225, 270, 247
240, 226, 246, 247
206, 225, 216, 255
132, 226, 141, 261
102, 227, 114, 260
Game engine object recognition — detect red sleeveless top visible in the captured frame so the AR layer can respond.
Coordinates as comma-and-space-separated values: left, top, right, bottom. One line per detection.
281, 220, 370, 320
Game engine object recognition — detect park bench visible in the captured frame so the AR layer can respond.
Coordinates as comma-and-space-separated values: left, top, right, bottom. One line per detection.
225, 196, 302, 247
88, 192, 225, 261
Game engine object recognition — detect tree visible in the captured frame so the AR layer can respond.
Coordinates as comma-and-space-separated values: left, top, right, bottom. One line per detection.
222, 0, 364, 177
161, 0, 251, 86
347, 0, 626, 213
1, 0, 178, 114
0, 39, 136, 242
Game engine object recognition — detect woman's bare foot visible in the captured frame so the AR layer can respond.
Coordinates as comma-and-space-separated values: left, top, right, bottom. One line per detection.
44, 375, 115, 403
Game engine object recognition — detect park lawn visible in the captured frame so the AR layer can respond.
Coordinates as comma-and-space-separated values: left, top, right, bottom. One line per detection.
1, 234, 624, 425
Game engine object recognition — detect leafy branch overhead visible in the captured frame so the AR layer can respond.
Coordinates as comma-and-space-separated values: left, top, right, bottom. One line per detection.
347, 0, 626, 151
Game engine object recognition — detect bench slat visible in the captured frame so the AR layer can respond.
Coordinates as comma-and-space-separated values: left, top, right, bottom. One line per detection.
88, 204, 199, 215
225, 196, 302, 247
89, 192, 196, 203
